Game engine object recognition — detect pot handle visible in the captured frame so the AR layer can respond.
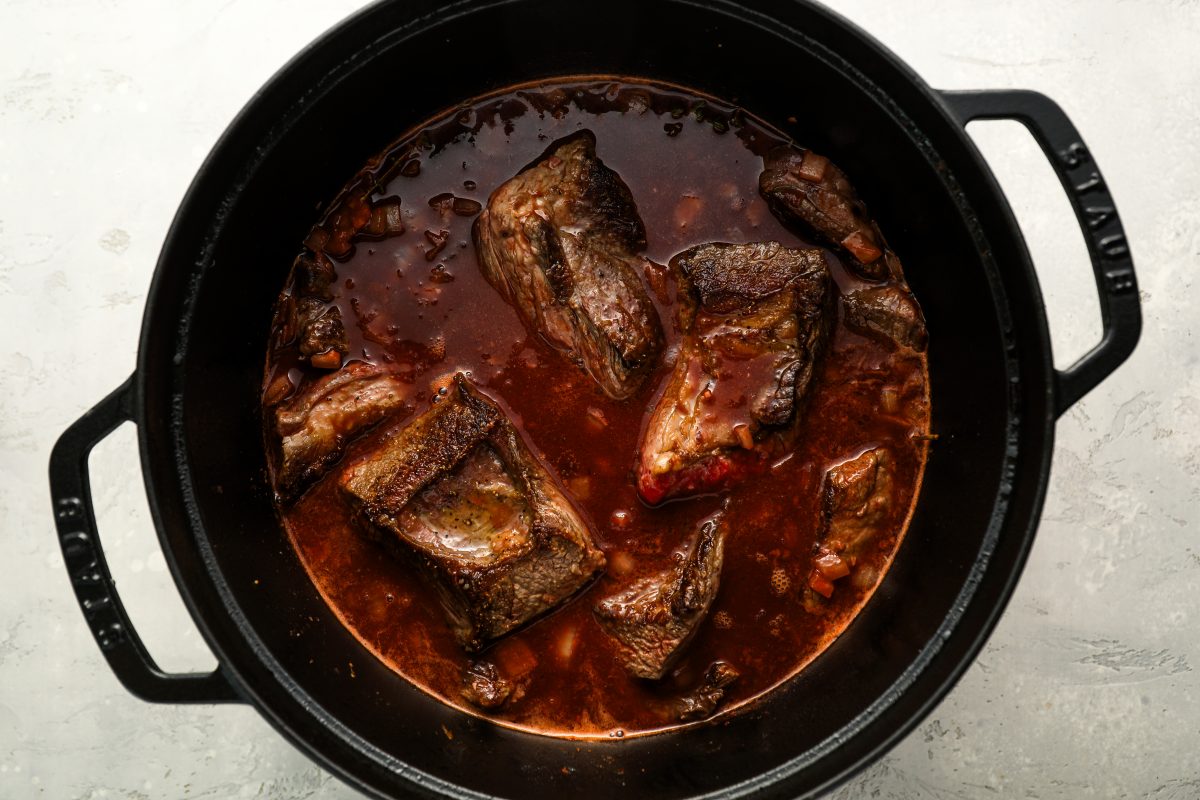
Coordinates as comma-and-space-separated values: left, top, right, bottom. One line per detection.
49, 376, 242, 703
941, 89, 1142, 417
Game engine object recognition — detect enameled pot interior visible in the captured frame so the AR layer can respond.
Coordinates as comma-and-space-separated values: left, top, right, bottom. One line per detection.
141, 1, 1049, 797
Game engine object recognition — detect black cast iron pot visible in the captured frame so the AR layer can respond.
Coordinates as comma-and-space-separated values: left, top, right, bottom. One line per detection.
49, 1, 1141, 797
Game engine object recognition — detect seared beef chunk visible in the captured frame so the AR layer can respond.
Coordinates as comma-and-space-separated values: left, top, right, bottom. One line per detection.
295, 297, 348, 366
761, 145, 928, 353
272, 251, 350, 369
678, 661, 740, 722
760, 145, 896, 281
473, 130, 663, 399
461, 636, 540, 711
294, 251, 337, 299
808, 447, 895, 598
636, 242, 831, 504
274, 362, 407, 498
461, 661, 513, 710
594, 514, 726, 680
823, 447, 895, 557
341, 374, 605, 651
276, 192, 408, 371
844, 286, 927, 351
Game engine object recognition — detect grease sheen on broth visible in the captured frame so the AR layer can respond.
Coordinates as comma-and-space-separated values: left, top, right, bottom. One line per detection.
263, 78, 930, 738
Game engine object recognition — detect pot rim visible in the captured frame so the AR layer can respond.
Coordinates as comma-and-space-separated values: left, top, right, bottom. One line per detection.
134, 1, 1057, 798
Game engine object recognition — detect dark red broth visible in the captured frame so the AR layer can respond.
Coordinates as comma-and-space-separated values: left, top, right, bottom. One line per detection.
263, 79, 930, 738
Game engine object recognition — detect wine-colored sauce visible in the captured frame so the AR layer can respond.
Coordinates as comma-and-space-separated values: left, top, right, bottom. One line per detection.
264, 79, 930, 738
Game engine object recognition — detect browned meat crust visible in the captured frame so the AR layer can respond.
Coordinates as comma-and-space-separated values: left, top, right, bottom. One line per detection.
294, 297, 348, 361
461, 661, 514, 710
341, 377, 501, 520
760, 145, 897, 281
340, 374, 605, 651
761, 144, 929, 357
274, 362, 408, 499
677, 660, 740, 721
822, 447, 895, 561
271, 252, 350, 368
843, 285, 928, 352
807, 447, 896, 600
473, 130, 663, 399
636, 242, 831, 504
594, 514, 726, 680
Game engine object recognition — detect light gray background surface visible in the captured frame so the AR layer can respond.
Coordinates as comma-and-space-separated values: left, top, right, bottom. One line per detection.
2, 0, 1197, 797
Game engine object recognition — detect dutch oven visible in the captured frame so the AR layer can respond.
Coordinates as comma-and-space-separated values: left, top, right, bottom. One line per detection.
49, 1, 1141, 797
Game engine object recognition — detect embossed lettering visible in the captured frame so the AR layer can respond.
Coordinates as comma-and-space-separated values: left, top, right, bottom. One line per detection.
63, 529, 100, 589
81, 595, 113, 619
95, 621, 126, 651
1073, 173, 1105, 196
61, 529, 92, 559
1059, 142, 1090, 170
1104, 268, 1136, 294
1099, 234, 1129, 260
56, 496, 128, 654
74, 569, 103, 586
1084, 205, 1115, 230
56, 496, 85, 521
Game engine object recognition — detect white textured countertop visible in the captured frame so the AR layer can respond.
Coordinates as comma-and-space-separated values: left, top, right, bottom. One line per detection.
2, 1, 1197, 797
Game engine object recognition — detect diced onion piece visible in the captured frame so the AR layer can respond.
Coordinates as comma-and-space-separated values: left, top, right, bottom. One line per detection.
263, 373, 295, 406
880, 386, 899, 414
309, 350, 342, 370
610, 509, 632, 530
797, 151, 829, 182
809, 572, 835, 599
841, 230, 883, 264
734, 424, 754, 451
556, 626, 578, 664
567, 476, 591, 501
674, 195, 704, 229
586, 406, 608, 431
493, 638, 538, 678
814, 551, 851, 580
609, 550, 635, 576
851, 564, 879, 590
745, 199, 765, 227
